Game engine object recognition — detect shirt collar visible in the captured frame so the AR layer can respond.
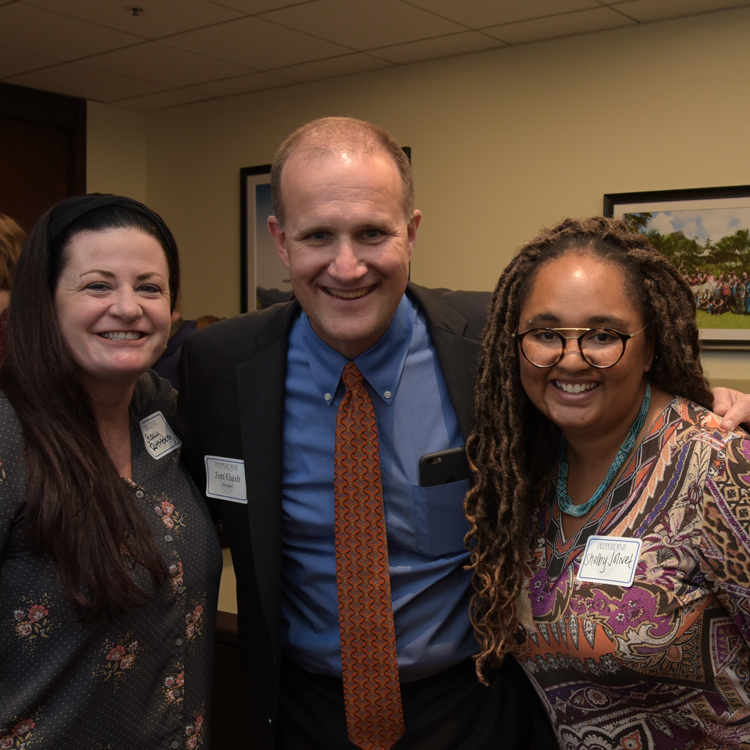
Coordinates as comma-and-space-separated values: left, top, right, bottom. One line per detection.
300, 294, 415, 406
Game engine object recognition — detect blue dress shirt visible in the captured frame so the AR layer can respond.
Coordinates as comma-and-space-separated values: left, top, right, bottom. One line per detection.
280, 294, 477, 682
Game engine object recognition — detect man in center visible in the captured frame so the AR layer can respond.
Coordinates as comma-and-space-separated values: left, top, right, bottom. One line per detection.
179, 117, 558, 749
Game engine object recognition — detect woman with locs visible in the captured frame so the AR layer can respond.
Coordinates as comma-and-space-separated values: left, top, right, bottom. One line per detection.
467, 216, 750, 748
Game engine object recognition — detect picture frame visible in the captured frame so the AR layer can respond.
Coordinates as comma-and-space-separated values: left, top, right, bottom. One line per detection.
604, 186, 750, 350
240, 164, 292, 313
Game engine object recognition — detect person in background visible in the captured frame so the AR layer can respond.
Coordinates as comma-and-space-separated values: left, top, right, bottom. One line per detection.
153, 295, 221, 389
0, 194, 222, 749
467, 216, 750, 748
0, 213, 26, 358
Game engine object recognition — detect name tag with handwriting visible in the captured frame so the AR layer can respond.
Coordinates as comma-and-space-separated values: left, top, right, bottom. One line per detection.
140, 412, 181, 460
205, 456, 247, 503
577, 535, 641, 587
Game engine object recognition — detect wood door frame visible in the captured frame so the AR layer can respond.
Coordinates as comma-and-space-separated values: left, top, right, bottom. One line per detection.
0, 81, 86, 205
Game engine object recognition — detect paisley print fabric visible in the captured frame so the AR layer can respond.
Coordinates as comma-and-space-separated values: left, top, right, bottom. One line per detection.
516, 397, 750, 749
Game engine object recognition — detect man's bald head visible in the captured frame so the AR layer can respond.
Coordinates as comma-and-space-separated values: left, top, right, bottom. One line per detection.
270, 116, 414, 228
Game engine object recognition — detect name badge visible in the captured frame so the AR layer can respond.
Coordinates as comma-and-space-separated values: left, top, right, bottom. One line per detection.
577, 535, 641, 587
140, 411, 181, 460
205, 456, 247, 503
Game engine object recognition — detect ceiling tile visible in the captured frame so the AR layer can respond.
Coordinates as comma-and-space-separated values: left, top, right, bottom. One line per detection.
273, 53, 393, 82
483, 7, 635, 45
163, 15, 350, 69
0, 43, 61, 78
203, 0, 318, 13
0, 3, 143, 61
23, 0, 244, 39
110, 88, 212, 112
5, 62, 166, 102
402, 0, 600, 29
80, 41, 255, 87
609, 0, 750, 22
186, 71, 296, 96
260, 0, 464, 49
370, 31, 504, 65
3, 0, 750, 107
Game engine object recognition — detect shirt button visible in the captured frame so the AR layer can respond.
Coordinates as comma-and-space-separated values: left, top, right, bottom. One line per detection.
177, 586, 185, 594
171, 741, 180, 748
135, 490, 144, 498
324, 392, 332, 401
384, 390, 392, 399
175, 638, 183, 647
165, 534, 173, 542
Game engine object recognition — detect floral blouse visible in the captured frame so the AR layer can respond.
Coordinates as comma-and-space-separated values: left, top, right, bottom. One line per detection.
0, 372, 222, 749
517, 397, 750, 750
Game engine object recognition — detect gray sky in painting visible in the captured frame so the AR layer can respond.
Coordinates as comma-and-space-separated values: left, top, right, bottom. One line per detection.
646, 208, 750, 243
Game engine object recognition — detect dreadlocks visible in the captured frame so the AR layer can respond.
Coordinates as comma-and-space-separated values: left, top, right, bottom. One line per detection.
465, 216, 714, 681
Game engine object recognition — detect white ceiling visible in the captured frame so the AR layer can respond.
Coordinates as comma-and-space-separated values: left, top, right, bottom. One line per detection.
0, 0, 748, 112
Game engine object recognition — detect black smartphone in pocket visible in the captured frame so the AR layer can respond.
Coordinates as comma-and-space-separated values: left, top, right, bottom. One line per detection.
418, 447, 469, 487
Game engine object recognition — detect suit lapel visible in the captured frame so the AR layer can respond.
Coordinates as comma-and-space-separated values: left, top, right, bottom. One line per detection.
235, 302, 298, 650
432, 331, 482, 441
408, 284, 483, 440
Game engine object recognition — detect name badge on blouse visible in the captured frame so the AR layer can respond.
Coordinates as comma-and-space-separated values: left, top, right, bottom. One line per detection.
577, 535, 641, 587
140, 411, 181, 460
205, 456, 247, 503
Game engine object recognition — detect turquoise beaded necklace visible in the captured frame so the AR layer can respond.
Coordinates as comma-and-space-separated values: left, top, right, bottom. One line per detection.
556, 382, 651, 518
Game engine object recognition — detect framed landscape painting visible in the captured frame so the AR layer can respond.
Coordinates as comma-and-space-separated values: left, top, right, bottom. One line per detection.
240, 163, 292, 313
604, 186, 750, 350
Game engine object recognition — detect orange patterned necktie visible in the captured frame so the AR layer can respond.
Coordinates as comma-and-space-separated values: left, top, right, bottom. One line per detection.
334, 361, 404, 750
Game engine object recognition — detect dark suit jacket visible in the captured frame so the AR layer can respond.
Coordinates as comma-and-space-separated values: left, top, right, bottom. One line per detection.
178, 283, 491, 748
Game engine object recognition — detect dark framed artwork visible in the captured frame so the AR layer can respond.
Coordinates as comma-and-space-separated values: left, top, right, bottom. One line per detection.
604, 186, 750, 350
240, 164, 291, 313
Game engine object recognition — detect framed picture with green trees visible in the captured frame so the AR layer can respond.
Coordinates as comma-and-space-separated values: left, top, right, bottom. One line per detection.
604, 186, 750, 350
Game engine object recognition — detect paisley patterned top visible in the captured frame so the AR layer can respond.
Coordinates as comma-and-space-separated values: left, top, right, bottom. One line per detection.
516, 397, 750, 750
0, 372, 222, 750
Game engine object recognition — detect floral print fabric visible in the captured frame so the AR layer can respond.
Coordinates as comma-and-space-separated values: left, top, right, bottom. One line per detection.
517, 397, 750, 749
0, 372, 222, 749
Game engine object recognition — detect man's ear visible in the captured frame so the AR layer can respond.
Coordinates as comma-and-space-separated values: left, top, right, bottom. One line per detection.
268, 216, 289, 268
406, 209, 421, 261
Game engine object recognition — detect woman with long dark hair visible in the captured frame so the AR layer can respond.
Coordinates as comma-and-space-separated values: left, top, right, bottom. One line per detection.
0, 195, 221, 749
467, 216, 750, 748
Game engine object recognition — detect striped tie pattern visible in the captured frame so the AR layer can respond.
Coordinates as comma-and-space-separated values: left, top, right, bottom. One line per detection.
334, 361, 404, 750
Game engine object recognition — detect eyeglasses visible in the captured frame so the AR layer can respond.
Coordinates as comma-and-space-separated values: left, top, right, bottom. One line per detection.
514, 326, 648, 369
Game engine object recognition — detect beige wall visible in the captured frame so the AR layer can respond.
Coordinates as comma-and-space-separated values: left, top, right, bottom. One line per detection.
88, 6, 750, 383
87, 102, 148, 202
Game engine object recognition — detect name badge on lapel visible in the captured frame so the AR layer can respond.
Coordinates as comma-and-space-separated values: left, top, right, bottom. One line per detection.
205, 456, 247, 503
577, 535, 641, 587
140, 411, 181, 459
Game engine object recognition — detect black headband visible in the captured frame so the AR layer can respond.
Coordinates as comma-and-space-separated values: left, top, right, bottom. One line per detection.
47, 194, 172, 247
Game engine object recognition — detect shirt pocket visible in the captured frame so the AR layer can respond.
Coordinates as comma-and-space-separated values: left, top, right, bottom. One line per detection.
412, 479, 471, 557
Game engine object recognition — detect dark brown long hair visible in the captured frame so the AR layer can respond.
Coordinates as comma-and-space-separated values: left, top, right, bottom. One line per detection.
0, 194, 180, 620
465, 216, 714, 680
